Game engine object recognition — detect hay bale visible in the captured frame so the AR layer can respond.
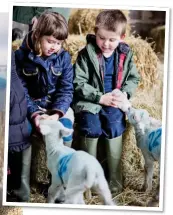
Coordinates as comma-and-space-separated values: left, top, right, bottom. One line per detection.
68, 9, 130, 35
30, 134, 50, 185
125, 35, 159, 90
12, 40, 22, 51
150, 25, 165, 54
65, 34, 86, 64
0, 207, 23, 215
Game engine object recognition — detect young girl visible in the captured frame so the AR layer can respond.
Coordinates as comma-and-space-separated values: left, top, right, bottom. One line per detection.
15, 11, 74, 143
14, 12, 74, 198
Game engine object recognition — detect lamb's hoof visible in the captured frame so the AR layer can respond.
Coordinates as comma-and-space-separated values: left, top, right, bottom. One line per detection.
55, 198, 65, 204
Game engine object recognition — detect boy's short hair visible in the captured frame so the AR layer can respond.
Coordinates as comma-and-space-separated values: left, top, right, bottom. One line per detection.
32, 11, 68, 55
95, 10, 127, 36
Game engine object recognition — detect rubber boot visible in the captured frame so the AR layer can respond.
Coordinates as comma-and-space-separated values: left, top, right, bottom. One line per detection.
105, 136, 123, 194
14, 145, 32, 202
79, 136, 98, 158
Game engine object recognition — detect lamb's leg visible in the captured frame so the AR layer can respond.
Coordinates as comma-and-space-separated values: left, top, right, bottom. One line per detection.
78, 194, 85, 204
47, 183, 59, 203
155, 159, 160, 201
47, 176, 62, 203
144, 158, 154, 192
94, 174, 115, 205
65, 192, 85, 204
54, 185, 65, 203
65, 184, 84, 204
64, 177, 85, 204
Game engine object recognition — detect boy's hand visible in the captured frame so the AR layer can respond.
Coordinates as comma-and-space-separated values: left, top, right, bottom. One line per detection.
99, 93, 116, 106
112, 89, 131, 112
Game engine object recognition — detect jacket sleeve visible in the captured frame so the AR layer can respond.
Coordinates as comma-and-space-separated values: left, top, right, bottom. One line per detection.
15, 50, 44, 119
73, 49, 103, 103
51, 52, 74, 116
121, 51, 141, 99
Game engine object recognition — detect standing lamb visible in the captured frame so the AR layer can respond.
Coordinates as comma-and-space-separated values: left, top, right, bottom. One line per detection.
39, 119, 115, 205
126, 107, 162, 198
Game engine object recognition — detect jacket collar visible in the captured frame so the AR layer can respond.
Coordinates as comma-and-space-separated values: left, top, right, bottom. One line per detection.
86, 34, 130, 55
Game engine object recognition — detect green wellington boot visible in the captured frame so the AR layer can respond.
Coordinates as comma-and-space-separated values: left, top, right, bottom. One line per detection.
14, 145, 32, 202
105, 135, 123, 194
79, 136, 98, 158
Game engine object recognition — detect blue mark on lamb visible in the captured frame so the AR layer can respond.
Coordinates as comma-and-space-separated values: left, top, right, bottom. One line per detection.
57, 153, 74, 178
148, 127, 162, 152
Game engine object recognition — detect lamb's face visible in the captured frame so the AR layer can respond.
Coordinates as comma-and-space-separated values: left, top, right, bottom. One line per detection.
127, 107, 150, 134
39, 119, 73, 139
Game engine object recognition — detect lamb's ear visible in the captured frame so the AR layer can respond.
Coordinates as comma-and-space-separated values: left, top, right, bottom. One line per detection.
149, 117, 162, 128
60, 127, 73, 137
39, 125, 51, 135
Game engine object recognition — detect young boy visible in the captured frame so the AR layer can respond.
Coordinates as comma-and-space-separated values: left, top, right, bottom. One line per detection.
73, 9, 140, 193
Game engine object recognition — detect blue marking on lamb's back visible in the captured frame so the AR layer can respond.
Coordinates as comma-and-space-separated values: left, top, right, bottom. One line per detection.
57, 153, 74, 178
148, 128, 162, 152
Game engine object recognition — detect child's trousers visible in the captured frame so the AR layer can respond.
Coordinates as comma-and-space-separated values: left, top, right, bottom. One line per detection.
75, 106, 126, 138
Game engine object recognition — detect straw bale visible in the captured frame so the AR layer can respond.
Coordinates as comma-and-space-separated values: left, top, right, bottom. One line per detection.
64, 34, 86, 64
0, 207, 23, 215
30, 134, 50, 184
125, 35, 159, 90
12, 40, 22, 51
68, 9, 130, 35
150, 25, 165, 54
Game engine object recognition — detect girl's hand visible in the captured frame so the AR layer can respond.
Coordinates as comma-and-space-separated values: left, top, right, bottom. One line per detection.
46, 113, 60, 121
99, 93, 116, 106
34, 114, 49, 127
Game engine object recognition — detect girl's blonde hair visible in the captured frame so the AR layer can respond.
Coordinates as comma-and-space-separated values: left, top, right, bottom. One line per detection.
32, 11, 68, 55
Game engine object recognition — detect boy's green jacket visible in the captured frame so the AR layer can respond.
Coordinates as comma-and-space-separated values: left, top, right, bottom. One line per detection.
73, 35, 141, 114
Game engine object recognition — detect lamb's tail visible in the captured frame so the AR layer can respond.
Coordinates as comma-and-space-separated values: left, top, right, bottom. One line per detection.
65, 165, 96, 196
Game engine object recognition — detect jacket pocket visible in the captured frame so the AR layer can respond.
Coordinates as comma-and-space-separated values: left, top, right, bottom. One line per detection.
51, 66, 62, 76
23, 67, 39, 76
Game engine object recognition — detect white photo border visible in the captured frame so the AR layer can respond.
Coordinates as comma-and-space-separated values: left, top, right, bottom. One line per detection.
3, 1, 170, 212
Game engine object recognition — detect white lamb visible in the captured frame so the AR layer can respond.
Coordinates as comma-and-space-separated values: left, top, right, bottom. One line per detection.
126, 107, 162, 198
39, 119, 115, 205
